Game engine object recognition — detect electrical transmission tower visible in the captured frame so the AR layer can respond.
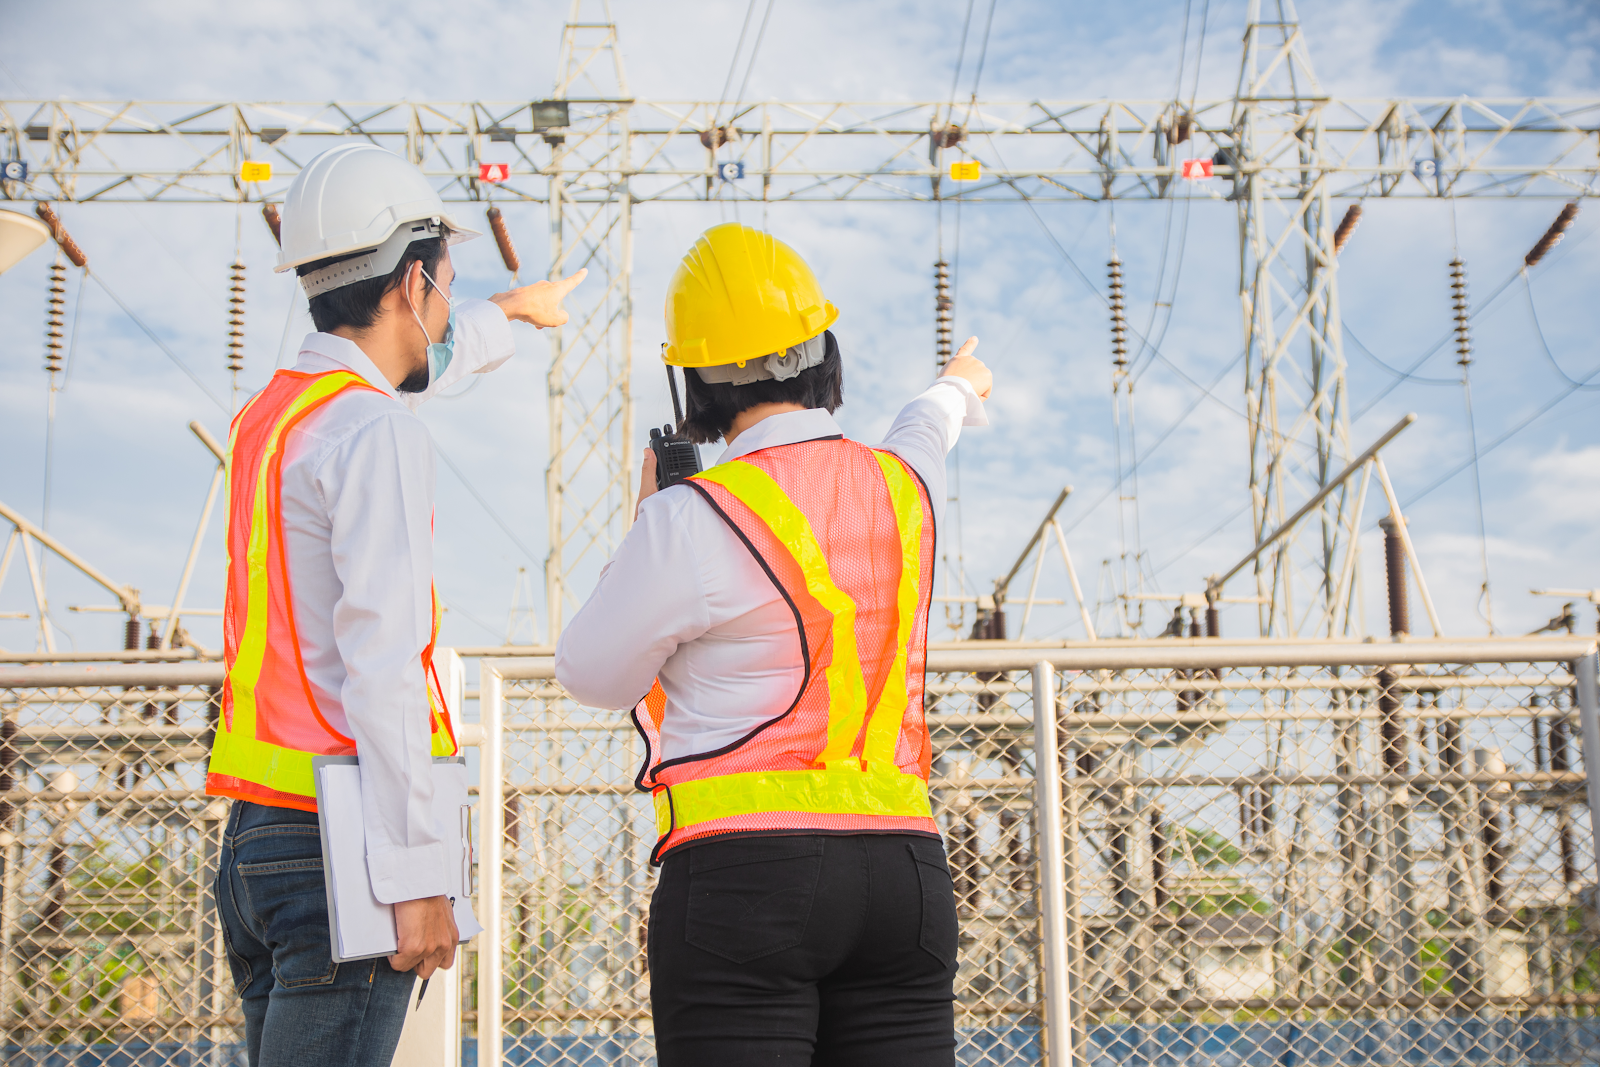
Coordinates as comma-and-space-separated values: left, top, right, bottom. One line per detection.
4, 3, 1596, 641
1233, 0, 1356, 637
545, 0, 634, 638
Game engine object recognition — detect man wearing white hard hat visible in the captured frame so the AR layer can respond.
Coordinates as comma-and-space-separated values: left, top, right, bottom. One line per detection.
205, 143, 584, 1065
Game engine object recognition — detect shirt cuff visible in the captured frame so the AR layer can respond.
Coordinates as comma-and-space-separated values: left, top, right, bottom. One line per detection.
457, 297, 516, 370
933, 375, 989, 426
367, 842, 450, 904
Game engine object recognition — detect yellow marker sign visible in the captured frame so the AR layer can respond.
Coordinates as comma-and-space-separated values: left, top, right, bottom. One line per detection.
949, 160, 981, 181
240, 161, 273, 182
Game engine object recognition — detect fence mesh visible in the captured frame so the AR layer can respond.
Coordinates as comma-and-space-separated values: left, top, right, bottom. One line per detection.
0, 678, 236, 1065
478, 656, 1600, 1067
0, 651, 1595, 1067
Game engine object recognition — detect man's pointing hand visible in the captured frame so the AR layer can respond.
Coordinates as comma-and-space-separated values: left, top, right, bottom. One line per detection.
490, 268, 588, 328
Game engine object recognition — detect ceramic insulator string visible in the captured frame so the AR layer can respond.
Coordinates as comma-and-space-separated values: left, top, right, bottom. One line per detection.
261, 204, 282, 247
1450, 257, 1471, 368
227, 259, 246, 374
1107, 256, 1128, 370
44, 258, 66, 376
487, 206, 520, 275
1332, 203, 1362, 256
1525, 202, 1579, 268
934, 260, 953, 367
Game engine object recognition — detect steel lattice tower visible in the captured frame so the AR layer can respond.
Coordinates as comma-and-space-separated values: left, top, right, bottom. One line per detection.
545, 0, 634, 638
1233, 0, 1357, 637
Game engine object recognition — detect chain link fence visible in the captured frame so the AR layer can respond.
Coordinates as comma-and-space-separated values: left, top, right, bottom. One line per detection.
1, 637, 1598, 1067
0, 662, 235, 1066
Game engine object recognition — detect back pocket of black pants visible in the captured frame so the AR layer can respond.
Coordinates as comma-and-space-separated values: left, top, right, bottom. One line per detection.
685, 837, 824, 963
909, 840, 958, 969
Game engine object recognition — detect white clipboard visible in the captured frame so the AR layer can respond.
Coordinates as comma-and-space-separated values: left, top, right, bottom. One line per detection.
311, 754, 484, 963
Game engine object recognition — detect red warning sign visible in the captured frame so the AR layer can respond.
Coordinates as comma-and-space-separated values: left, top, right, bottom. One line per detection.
1180, 158, 1214, 180
479, 163, 510, 183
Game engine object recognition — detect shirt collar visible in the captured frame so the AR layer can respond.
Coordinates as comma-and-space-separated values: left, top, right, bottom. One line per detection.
714, 408, 843, 466
291, 332, 400, 399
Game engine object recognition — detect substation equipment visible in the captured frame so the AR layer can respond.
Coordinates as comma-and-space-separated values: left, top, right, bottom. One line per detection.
2, 1, 1600, 1065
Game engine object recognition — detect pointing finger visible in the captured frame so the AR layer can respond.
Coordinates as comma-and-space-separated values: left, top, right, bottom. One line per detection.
556, 267, 588, 295
954, 336, 980, 360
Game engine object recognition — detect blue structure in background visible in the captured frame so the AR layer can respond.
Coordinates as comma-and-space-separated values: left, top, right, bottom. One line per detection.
17, 1021, 1600, 1066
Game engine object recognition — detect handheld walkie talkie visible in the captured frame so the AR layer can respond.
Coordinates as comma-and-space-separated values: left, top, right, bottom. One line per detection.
649, 364, 702, 490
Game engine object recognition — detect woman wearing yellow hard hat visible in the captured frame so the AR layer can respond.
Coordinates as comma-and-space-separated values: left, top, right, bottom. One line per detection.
558, 222, 994, 1066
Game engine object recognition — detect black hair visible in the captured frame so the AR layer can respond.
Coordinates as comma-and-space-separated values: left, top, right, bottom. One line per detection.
298, 234, 447, 335
679, 330, 844, 444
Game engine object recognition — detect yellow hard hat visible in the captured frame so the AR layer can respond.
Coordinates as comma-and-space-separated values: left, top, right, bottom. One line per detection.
663, 223, 839, 368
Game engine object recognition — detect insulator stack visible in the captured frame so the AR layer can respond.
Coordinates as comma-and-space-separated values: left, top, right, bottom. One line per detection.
227, 258, 246, 374
44, 258, 66, 375
34, 203, 87, 268
1332, 203, 1362, 255
1107, 256, 1128, 370
1525, 201, 1579, 268
261, 203, 283, 247
487, 206, 520, 274
933, 260, 953, 367
1449, 257, 1471, 367
1380, 515, 1409, 637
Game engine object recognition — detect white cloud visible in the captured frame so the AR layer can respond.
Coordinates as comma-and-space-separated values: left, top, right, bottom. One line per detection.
0, 0, 1596, 649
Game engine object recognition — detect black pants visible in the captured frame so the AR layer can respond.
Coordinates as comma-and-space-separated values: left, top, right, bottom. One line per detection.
648, 832, 959, 1067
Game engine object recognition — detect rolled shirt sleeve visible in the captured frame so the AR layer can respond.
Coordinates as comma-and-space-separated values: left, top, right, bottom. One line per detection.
555, 487, 713, 709
880, 376, 988, 531
318, 411, 449, 904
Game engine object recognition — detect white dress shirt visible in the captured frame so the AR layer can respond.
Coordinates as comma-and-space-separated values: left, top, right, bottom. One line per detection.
273, 298, 513, 903
556, 377, 988, 762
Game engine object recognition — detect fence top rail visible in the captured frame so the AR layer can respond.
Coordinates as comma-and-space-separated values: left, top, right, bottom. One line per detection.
3, 636, 1594, 691
0, 662, 226, 689
926, 636, 1600, 674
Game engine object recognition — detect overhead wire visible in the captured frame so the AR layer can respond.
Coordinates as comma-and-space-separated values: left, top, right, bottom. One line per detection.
1448, 204, 1496, 633
1524, 272, 1600, 390
432, 443, 543, 570
87, 268, 228, 413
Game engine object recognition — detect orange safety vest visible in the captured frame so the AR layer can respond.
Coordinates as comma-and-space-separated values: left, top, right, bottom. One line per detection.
206, 369, 458, 812
633, 437, 938, 863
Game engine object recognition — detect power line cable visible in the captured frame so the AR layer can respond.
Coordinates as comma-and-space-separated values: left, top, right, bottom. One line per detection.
86, 268, 228, 413
432, 442, 543, 569
712, 0, 761, 127
1524, 271, 1600, 390
731, 0, 778, 114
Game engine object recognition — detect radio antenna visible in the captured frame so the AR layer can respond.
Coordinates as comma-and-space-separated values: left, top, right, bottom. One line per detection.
667, 364, 685, 427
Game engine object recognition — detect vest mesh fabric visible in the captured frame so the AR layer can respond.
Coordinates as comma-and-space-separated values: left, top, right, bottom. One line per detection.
206, 370, 457, 812
630, 437, 936, 861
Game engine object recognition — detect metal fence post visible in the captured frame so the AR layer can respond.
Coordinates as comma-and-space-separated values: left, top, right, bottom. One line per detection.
477, 662, 505, 1067
1032, 661, 1072, 1067
1576, 652, 1600, 887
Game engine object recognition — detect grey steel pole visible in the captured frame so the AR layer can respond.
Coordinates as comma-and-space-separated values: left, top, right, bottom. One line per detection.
478, 662, 506, 1067
1032, 661, 1072, 1067
1576, 652, 1600, 887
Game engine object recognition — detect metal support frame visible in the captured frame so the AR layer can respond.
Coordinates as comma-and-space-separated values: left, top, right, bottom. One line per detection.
1032, 662, 1072, 1067
1236, 0, 1358, 638
545, 0, 633, 639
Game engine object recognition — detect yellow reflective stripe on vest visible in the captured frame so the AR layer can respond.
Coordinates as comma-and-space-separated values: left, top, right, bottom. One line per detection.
655, 767, 933, 838
693, 461, 869, 766
210, 372, 366, 798
859, 452, 924, 770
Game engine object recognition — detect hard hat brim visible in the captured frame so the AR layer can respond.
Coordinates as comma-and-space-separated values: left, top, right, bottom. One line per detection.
274, 209, 480, 274
663, 301, 839, 368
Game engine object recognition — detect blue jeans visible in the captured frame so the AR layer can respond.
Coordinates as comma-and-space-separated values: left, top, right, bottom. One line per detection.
215, 800, 416, 1066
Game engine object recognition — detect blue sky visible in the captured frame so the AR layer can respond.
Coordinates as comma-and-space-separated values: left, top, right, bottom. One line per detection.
0, 0, 1597, 652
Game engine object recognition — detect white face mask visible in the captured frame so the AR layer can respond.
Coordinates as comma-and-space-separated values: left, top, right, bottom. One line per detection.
405, 264, 458, 387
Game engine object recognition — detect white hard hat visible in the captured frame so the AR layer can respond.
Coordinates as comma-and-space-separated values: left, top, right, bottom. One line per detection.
275, 144, 480, 297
